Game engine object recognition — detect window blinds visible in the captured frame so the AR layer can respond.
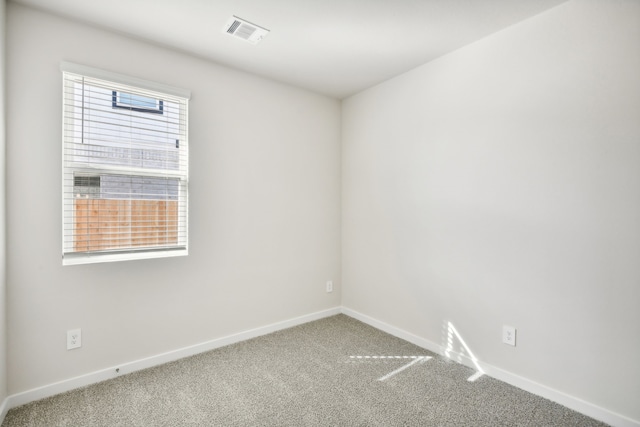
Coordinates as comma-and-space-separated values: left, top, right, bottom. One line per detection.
61, 63, 189, 265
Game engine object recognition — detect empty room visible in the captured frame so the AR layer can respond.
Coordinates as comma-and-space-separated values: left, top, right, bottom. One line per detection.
0, 0, 639, 425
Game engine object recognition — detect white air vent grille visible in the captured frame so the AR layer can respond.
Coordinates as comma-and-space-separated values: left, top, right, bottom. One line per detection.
223, 16, 269, 45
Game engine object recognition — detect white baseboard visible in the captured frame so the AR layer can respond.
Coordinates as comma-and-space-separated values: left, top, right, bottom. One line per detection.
341, 307, 639, 427
0, 396, 9, 423
5, 307, 341, 413
4, 306, 637, 427
341, 307, 444, 354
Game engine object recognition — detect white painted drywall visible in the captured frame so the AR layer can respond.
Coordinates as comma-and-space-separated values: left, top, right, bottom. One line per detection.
6, 3, 341, 394
342, 0, 640, 422
0, 0, 8, 409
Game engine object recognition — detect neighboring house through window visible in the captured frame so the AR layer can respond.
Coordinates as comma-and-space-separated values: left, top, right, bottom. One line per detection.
61, 62, 190, 265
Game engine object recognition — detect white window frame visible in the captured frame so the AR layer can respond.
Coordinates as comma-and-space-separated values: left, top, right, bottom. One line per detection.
61, 62, 190, 265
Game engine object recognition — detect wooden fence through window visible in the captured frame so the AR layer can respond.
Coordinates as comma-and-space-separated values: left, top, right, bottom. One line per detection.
74, 199, 178, 252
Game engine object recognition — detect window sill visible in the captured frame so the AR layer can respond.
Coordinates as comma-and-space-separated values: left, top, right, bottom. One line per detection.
62, 247, 188, 266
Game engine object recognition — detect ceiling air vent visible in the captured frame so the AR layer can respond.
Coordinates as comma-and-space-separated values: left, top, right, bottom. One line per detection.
223, 16, 269, 45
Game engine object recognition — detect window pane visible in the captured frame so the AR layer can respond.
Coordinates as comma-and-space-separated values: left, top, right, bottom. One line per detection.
62, 67, 189, 264
116, 92, 162, 110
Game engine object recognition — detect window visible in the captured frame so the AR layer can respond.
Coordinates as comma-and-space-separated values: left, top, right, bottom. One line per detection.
61, 62, 190, 265
112, 91, 164, 114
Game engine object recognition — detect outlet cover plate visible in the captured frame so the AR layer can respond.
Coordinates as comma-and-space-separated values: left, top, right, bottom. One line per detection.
67, 328, 82, 350
503, 325, 516, 346
326, 281, 333, 293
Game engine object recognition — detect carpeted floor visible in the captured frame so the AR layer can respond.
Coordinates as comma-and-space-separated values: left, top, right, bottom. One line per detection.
3, 314, 608, 426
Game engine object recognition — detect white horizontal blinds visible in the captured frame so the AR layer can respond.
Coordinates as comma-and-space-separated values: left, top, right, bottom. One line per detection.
62, 69, 189, 263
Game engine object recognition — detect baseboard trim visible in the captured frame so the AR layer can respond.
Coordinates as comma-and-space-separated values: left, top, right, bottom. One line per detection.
0, 396, 9, 424
5, 307, 342, 412
340, 307, 639, 427
5, 306, 637, 427
341, 307, 443, 354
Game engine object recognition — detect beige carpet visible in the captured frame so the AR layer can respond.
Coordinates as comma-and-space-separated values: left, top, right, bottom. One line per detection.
2, 314, 608, 426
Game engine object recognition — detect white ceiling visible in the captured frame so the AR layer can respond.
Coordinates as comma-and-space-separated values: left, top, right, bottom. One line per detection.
12, 0, 568, 99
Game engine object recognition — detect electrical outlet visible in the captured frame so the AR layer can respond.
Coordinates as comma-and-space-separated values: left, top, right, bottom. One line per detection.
326, 280, 333, 293
503, 325, 516, 346
67, 329, 82, 350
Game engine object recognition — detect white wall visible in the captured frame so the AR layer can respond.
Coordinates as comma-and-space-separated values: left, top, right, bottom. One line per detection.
6, 3, 341, 394
0, 0, 8, 410
342, 0, 639, 423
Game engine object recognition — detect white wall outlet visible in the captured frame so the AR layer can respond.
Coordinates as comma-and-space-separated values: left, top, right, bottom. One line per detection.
67, 328, 82, 350
326, 280, 333, 293
503, 325, 516, 346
